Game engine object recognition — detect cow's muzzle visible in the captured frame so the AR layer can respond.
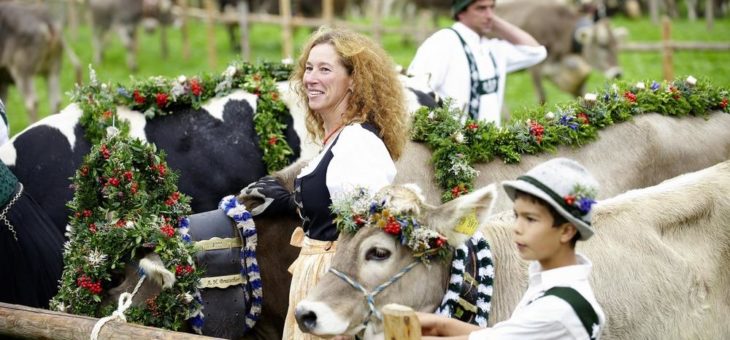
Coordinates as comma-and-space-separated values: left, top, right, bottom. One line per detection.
605, 66, 622, 79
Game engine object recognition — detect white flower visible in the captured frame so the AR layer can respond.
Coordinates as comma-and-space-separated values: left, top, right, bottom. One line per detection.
686, 75, 697, 86
427, 111, 435, 120
544, 111, 556, 120
56, 303, 67, 313
101, 83, 108, 90
584, 93, 597, 103
126, 221, 135, 228
88, 65, 98, 86
281, 57, 293, 65
611, 83, 619, 92
453, 132, 465, 144
182, 292, 194, 304
224, 65, 237, 78
106, 126, 120, 137
171, 83, 186, 98
177, 75, 187, 83
635, 82, 645, 90
86, 249, 108, 268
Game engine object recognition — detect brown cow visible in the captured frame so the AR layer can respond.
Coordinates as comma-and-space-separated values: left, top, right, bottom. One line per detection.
296, 160, 730, 339
495, 1, 626, 104
395, 110, 730, 214
0, 2, 81, 122
89, 0, 174, 72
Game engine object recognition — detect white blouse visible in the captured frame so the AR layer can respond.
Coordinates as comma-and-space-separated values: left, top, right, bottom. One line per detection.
297, 123, 396, 199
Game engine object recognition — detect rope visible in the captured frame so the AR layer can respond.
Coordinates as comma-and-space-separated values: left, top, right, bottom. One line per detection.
329, 260, 419, 323
90, 275, 147, 340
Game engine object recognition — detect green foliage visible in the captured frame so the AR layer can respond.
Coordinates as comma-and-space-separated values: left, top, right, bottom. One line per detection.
50, 134, 200, 330
413, 77, 729, 201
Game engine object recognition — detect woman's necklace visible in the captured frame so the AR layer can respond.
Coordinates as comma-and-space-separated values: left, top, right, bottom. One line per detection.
322, 124, 344, 145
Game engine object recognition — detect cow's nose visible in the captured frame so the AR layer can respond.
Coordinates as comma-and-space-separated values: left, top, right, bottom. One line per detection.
295, 308, 318, 332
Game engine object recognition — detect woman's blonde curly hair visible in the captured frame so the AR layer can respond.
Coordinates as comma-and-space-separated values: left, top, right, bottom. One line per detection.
291, 26, 408, 160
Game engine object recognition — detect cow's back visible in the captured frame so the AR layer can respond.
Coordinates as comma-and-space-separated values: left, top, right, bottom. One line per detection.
0, 3, 62, 76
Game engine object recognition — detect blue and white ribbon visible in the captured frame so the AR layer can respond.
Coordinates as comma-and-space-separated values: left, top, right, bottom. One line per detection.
219, 195, 262, 333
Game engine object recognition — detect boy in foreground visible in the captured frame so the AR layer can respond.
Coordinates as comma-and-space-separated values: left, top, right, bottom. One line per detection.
418, 157, 606, 339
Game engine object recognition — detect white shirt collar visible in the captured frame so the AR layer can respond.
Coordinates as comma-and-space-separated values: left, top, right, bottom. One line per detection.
527, 253, 593, 288
452, 22, 483, 46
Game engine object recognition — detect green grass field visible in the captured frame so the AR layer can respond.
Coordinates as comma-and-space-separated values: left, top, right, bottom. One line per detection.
3, 14, 729, 135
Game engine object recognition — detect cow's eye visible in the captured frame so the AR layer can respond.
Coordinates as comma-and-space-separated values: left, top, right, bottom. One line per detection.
365, 247, 391, 261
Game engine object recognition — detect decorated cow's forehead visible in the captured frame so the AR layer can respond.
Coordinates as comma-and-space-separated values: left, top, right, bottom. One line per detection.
331, 186, 449, 262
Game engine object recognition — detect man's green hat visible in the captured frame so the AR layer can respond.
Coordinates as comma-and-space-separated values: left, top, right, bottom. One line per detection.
452, 0, 474, 19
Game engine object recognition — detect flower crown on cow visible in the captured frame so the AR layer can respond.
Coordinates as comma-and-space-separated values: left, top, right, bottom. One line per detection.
331, 188, 450, 262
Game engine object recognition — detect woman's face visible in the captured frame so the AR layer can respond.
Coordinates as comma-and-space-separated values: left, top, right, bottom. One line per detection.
303, 43, 353, 117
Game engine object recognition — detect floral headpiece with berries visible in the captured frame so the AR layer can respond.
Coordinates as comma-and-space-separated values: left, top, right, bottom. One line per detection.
563, 184, 597, 217
330, 188, 450, 262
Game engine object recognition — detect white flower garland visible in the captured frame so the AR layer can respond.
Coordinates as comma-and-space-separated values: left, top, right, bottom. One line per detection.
435, 231, 494, 327
219, 195, 263, 333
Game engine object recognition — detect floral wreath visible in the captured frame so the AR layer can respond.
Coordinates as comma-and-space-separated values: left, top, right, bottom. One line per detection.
74, 61, 295, 174
331, 188, 450, 262
411, 76, 730, 202
50, 130, 203, 332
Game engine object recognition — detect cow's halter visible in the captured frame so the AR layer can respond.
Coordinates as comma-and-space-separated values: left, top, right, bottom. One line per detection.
328, 260, 420, 326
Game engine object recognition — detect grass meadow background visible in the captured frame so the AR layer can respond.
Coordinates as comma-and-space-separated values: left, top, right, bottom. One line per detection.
3, 12, 730, 136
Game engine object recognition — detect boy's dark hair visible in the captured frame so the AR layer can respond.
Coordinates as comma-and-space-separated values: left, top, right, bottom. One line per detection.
515, 189, 580, 247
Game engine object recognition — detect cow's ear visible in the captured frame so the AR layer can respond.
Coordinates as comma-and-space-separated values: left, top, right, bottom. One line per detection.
422, 184, 497, 247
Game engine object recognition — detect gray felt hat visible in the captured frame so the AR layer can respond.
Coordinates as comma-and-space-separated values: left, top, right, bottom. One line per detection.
502, 158, 599, 240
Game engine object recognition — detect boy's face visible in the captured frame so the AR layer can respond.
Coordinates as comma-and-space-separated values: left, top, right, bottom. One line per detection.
512, 196, 574, 270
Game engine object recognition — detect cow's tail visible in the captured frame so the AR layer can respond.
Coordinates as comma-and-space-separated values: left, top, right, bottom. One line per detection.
60, 34, 83, 86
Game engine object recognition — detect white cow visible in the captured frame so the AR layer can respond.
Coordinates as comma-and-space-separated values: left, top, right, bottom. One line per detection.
296, 160, 730, 339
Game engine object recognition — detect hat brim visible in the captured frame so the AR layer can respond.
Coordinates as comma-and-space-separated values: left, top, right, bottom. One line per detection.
502, 179, 593, 240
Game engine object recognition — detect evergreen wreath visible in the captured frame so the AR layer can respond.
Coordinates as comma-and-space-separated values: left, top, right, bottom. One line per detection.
49, 130, 203, 331
412, 76, 730, 201
74, 61, 295, 174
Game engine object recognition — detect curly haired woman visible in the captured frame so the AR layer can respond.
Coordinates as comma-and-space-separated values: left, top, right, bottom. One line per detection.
239, 26, 408, 339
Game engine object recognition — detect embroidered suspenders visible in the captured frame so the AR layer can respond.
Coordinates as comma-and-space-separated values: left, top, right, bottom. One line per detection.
540, 286, 600, 339
448, 28, 499, 120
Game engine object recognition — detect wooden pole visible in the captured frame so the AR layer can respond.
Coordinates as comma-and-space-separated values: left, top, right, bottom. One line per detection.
177, 0, 191, 60
0, 302, 223, 340
705, 0, 714, 30
661, 16, 673, 81
204, 0, 218, 70
238, 1, 250, 61
280, 0, 293, 60
371, 0, 383, 43
383, 304, 421, 340
650, 0, 659, 24
323, 0, 334, 27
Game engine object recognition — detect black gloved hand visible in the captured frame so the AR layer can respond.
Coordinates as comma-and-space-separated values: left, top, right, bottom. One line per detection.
238, 176, 297, 217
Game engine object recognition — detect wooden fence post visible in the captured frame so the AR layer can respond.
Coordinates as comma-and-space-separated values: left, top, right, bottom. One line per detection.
371, 0, 383, 43
238, 1, 250, 61
662, 16, 673, 81
204, 0, 218, 70
383, 304, 422, 340
177, 0, 191, 60
323, 0, 334, 27
650, 0, 659, 24
705, 0, 714, 30
280, 0, 293, 60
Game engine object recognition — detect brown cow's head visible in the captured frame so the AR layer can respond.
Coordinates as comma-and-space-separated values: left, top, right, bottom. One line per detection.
295, 184, 497, 338
575, 18, 627, 80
